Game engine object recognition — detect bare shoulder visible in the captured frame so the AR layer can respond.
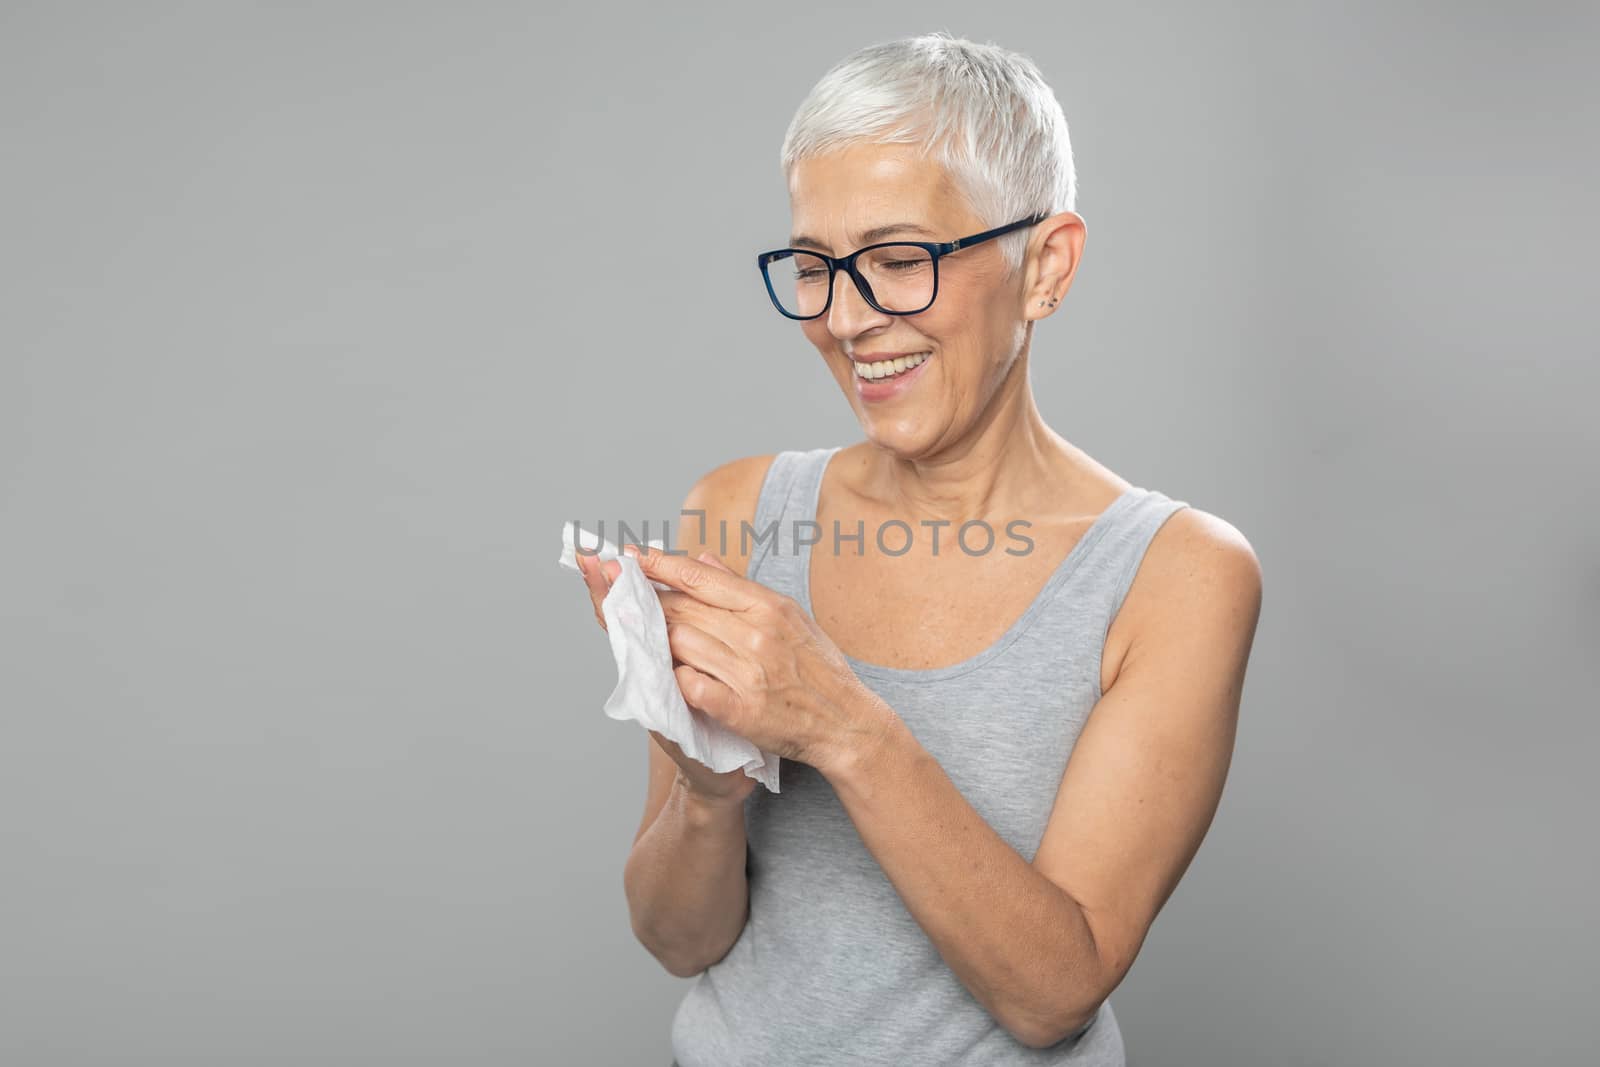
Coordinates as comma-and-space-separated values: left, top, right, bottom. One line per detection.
675, 454, 780, 580
1122, 504, 1263, 651
1153, 505, 1261, 595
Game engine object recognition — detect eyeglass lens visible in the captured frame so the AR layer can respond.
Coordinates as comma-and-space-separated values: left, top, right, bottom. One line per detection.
765, 244, 935, 318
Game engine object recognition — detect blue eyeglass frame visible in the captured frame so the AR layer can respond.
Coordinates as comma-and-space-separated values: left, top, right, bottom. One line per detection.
756, 212, 1049, 320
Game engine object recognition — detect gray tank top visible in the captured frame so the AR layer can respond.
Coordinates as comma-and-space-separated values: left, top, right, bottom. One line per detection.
669, 445, 1191, 1067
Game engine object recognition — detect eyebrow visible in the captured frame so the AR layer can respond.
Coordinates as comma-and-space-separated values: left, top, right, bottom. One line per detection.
789, 222, 937, 252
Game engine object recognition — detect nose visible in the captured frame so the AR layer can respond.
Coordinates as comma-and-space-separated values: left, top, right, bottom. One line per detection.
826, 265, 890, 340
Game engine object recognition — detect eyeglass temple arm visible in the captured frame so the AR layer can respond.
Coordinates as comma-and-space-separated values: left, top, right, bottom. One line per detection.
944, 212, 1049, 253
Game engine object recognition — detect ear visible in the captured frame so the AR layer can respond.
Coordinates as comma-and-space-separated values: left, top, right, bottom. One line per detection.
1023, 211, 1086, 320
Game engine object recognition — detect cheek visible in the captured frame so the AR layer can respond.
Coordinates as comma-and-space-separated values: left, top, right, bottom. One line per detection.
932, 321, 1010, 397
801, 322, 833, 351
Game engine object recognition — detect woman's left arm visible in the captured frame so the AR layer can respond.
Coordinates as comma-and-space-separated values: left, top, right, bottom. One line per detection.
630, 515, 1261, 1049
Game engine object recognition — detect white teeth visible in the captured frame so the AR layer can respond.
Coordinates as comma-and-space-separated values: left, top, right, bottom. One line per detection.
855, 351, 929, 380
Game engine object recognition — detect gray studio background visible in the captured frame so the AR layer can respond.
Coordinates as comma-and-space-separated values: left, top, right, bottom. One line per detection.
2, 3, 1595, 1065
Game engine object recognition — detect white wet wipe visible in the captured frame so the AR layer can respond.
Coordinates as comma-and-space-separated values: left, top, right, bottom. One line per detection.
559, 524, 781, 793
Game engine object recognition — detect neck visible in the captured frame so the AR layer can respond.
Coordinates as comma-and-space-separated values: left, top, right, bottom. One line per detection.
855, 353, 1095, 526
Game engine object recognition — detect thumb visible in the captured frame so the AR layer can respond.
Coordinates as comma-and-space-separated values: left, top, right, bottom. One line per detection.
696, 551, 733, 572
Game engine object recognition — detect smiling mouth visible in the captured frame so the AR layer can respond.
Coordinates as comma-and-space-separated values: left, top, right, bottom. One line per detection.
852, 351, 931, 380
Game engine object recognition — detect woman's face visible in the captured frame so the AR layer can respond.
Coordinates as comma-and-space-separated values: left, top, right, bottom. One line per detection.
786, 142, 1059, 455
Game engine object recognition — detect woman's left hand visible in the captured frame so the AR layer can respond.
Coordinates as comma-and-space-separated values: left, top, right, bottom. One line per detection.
628, 543, 892, 771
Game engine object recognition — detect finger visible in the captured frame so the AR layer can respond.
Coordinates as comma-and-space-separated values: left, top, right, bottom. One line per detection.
696, 551, 734, 573
576, 549, 609, 585
657, 590, 760, 655
577, 552, 607, 598
666, 619, 750, 695
629, 544, 760, 611
575, 552, 615, 627
673, 663, 741, 726
659, 589, 714, 620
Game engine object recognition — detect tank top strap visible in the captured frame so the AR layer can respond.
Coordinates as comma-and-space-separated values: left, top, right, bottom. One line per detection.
746, 445, 840, 599
1056, 486, 1192, 684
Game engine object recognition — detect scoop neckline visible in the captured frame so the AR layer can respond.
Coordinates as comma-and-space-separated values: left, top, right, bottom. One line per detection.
798, 445, 1142, 684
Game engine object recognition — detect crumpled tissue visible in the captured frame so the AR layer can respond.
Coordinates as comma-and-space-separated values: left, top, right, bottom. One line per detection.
559, 523, 782, 793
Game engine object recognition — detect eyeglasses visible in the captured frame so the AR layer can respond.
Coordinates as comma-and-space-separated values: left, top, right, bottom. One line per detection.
756, 213, 1047, 321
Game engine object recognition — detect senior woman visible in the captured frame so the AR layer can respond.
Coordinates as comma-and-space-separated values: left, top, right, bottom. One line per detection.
575, 32, 1261, 1067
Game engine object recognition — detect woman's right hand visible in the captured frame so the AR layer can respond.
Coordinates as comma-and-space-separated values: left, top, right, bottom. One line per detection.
574, 550, 757, 806
648, 728, 757, 806
573, 549, 617, 634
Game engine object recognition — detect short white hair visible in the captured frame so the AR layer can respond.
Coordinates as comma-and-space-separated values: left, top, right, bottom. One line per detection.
780, 31, 1077, 278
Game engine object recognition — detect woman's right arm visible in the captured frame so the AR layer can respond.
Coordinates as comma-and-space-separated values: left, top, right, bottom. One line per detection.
599, 455, 777, 977
623, 743, 751, 977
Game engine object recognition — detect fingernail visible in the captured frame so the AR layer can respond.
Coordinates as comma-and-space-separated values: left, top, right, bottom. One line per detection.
622, 544, 639, 560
